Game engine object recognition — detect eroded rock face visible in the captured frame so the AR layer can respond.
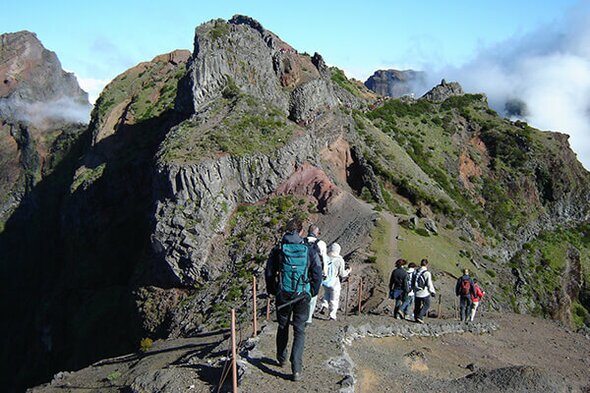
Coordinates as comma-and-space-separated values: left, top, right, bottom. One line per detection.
152, 132, 333, 285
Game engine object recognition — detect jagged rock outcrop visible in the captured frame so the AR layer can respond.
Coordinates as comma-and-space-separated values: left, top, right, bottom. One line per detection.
421, 79, 465, 102
364, 69, 426, 97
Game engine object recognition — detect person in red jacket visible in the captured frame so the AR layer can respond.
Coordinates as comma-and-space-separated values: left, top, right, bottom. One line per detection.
469, 277, 485, 321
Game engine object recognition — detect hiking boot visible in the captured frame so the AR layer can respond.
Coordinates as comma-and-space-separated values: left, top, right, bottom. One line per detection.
277, 358, 286, 367
292, 372, 302, 381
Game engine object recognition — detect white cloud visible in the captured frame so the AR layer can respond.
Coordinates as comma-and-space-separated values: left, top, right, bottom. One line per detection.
77, 76, 110, 104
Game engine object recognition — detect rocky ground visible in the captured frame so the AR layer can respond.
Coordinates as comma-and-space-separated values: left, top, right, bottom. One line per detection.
29, 309, 590, 393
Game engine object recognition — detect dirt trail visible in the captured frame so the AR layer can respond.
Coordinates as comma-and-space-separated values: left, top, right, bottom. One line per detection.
29, 312, 590, 393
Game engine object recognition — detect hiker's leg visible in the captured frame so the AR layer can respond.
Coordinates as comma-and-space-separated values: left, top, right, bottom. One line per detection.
306, 295, 317, 323
459, 296, 468, 321
470, 302, 479, 321
329, 284, 341, 319
419, 296, 431, 319
276, 295, 291, 363
414, 297, 423, 319
290, 295, 310, 373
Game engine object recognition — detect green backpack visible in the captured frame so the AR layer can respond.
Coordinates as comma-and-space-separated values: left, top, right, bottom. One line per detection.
280, 243, 311, 295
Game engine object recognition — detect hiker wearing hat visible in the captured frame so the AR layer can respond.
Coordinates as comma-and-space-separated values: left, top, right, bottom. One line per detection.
319, 242, 350, 321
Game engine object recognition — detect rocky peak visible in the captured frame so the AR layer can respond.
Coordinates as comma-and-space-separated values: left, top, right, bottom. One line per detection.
420, 79, 465, 102
0, 30, 90, 128
179, 16, 362, 124
364, 69, 426, 98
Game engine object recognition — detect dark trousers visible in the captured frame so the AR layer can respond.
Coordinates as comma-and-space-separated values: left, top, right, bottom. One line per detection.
459, 295, 473, 321
414, 295, 431, 320
276, 291, 310, 373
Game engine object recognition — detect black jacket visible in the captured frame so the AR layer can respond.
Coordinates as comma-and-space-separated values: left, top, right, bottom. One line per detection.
389, 266, 409, 293
265, 231, 323, 297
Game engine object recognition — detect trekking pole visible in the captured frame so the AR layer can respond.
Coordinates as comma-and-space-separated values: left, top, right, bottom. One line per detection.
358, 276, 363, 315
266, 296, 271, 321
345, 280, 350, 318
231, 309, 238, 393
252, 277, 257, 337
437, 294, 442, 319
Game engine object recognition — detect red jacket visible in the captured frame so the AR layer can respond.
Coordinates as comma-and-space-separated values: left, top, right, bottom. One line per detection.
471, 284, 485, 302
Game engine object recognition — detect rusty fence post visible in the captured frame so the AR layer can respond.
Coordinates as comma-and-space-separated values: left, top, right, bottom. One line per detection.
266, 297, 271, 321
231, 309, 238, 393
252, 277, 257, 337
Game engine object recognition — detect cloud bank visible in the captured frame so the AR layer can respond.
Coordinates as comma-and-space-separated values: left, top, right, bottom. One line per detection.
0, 96, 92, 128
423, 2, 590, 169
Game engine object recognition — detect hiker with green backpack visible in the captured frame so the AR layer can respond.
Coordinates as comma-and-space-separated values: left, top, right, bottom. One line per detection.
265, 217, 323, 382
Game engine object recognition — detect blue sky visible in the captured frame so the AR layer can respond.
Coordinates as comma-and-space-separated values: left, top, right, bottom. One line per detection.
2, 0, 581, 98
4, 1, 590, 168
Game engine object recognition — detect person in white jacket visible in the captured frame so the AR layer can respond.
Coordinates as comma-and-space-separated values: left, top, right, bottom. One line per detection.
319, 243, 350, 320
412, 258, 436, 324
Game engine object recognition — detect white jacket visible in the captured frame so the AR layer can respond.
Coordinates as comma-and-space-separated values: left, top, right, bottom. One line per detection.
414, 267, 435, 298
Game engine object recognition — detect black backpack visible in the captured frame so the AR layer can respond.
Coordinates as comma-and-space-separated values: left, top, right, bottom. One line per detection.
412, 270, 427, 291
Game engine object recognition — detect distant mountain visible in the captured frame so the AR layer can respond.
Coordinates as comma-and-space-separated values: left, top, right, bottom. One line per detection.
364, 69, 427, 97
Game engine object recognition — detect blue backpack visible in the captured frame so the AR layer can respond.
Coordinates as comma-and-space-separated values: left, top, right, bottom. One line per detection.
280, 243, 311, 295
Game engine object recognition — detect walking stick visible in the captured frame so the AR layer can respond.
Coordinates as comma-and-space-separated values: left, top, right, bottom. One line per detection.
437, 294, 442, 319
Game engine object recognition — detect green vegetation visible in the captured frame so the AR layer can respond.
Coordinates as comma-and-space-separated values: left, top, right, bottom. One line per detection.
91, 55, 186, 125
107, 371, 122, 382
398, 226, 477, 275
209, 21, 230, 40
330, 67, 362, 97
513, 225, 590, 324
572, 302, 590, 329
70, 163, 106, 193
139, 337, 153, 352
159, 95, 294, 163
